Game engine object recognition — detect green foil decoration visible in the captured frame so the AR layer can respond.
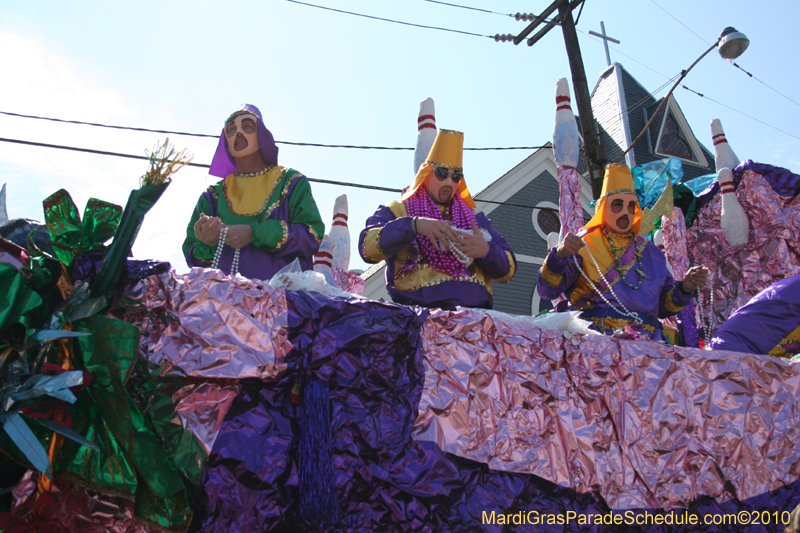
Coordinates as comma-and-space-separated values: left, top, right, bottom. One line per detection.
42, 189, 122, 269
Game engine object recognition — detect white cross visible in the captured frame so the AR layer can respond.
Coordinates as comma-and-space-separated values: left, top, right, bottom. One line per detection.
589, 21, 620, 67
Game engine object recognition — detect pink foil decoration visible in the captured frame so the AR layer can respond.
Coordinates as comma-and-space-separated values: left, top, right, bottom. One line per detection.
413, 308, 800, 510
688, 170, 800, 324
126, 268, 292, 380
11, 472, 155, 533
662, 207, 690, 279
332, 267, 365, 295
173, 382, 239, 455
556, 165, 584, 237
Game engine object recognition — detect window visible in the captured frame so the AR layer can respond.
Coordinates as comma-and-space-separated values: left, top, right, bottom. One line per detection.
537, 209, 561, 236
659, 113, 692, 160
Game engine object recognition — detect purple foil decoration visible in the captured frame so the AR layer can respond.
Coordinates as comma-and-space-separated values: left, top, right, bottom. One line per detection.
733, 160, 800, 198
687, 169, 800, 325
557, 165, 584, 237
413, 308, 800, 510
126, 268, 292, 380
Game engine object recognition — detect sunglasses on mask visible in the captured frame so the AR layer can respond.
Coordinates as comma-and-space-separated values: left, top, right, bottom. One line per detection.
433, 166, 464, 183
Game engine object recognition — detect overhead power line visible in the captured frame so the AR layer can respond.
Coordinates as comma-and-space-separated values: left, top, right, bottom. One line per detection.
0, 136, 560, 212
647, 0, 800, 111
0, 111, 544, 151
422, 0, 512, 17
284, 0, 491, 38
577, 29, 800, 141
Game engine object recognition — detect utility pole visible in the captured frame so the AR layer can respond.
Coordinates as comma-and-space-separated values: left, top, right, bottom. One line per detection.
511, 0, 606, 199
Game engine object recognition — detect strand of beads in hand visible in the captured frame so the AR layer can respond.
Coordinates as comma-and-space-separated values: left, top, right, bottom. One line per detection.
210, 225, 241, 276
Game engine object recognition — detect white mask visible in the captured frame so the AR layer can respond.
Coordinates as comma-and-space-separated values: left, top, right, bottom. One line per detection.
225, 113, 260, 158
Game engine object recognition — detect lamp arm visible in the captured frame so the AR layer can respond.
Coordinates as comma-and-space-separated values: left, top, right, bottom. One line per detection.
613, 39, 720, 165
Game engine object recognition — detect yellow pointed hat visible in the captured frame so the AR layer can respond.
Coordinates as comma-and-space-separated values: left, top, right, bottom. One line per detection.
583, 163, 642, 233
402, 129, 476, 208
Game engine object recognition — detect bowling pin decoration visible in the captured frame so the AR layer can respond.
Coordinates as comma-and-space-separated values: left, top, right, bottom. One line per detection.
329, 194, 351, 271
553, 78, 581, 169
0, 184, 7, 224
717, 168, 749, 247
710, 119, 740, 171
313, 235, 336, 285
415, 98, 437, 175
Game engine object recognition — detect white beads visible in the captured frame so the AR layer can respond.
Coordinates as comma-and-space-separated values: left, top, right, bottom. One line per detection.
697, 287, 715, 349
210, 226, 241, 277
572, 246, 644, 325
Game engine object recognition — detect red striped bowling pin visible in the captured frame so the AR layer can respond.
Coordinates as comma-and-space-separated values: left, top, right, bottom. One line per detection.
313, 234, 335, 281
717, 167, 749, 247
415, 98, 437, 175
710, 119, 740, 171
553, 78, 581, 169
330, 194, 350, 271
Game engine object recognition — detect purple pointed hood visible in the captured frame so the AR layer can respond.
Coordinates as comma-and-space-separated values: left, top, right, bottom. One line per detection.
209, 104, 279, 178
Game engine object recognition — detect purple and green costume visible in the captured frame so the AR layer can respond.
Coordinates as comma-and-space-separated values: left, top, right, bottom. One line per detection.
182, 104, 324, 280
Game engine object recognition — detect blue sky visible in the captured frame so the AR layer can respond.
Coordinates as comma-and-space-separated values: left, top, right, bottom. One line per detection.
1, 0, 797, 272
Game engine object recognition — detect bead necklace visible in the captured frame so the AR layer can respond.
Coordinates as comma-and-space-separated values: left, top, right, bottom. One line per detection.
211, 226, 240, 276
602, 227, 646, 290
234, 164, 276, 179
696, 287, 715, 348
572, 245, 643, 325
405, 189, 477, 277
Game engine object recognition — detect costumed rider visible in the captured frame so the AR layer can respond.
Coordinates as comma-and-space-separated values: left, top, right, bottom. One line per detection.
359, 129, 516, 309
183, 104, 325, 279
537, 163, 708, 341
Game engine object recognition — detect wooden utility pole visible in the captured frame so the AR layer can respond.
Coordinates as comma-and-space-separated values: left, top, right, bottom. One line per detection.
513, 0, 606, 199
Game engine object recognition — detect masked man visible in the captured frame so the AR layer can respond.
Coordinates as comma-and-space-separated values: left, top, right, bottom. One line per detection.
183, 104, 324, 279
359, 129, 515, 309
537, 164, 708, 341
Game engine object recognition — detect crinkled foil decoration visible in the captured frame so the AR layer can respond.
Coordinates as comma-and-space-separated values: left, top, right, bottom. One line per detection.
661, 208, 699, 347
11, 472, 155, 533
123, 268, 292, 379
557, 165, 584, 237
687, 169, 800, 324
332, 266, 365, 295
662, 207, 690, 278
413, 308, 800, 510
173, 382, 239, 455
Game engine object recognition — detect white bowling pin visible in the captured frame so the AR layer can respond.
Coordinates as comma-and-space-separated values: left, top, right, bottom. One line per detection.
0, 184, 7, 224
329, 194, 351, 271
553, 78, 581, 169
415, 98, 437, 175
710, 119, 740, 171
717, 167, 749, 247
313, 235, 336, 285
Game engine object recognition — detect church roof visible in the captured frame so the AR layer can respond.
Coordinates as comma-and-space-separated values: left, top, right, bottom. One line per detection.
590, 63, 716, 180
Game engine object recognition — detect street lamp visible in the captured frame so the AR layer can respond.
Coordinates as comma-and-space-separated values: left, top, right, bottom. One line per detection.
614, 27, 750, 164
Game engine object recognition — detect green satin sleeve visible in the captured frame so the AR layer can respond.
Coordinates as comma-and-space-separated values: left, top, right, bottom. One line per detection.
249, 174, 325, 249
182, 192, 215, 263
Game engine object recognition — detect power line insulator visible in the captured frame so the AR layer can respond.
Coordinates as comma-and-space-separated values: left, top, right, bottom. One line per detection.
515, 13, 535, 21
494, 33, 514, 42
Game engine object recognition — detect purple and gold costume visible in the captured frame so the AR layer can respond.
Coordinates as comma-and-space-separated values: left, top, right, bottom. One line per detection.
710, 274, 800, 357
537, 234, 692, 341
359, 200, 515, 309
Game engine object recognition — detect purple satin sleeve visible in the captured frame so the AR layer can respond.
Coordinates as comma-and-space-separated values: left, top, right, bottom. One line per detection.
358, 204, 416, 262
536, 248, 581, 300
658, 268, 693, 318
710, 274, 800, 354
473, 213, 515, 280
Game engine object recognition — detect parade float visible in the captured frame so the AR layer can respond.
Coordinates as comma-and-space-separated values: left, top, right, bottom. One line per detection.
0, 82, 799, 533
